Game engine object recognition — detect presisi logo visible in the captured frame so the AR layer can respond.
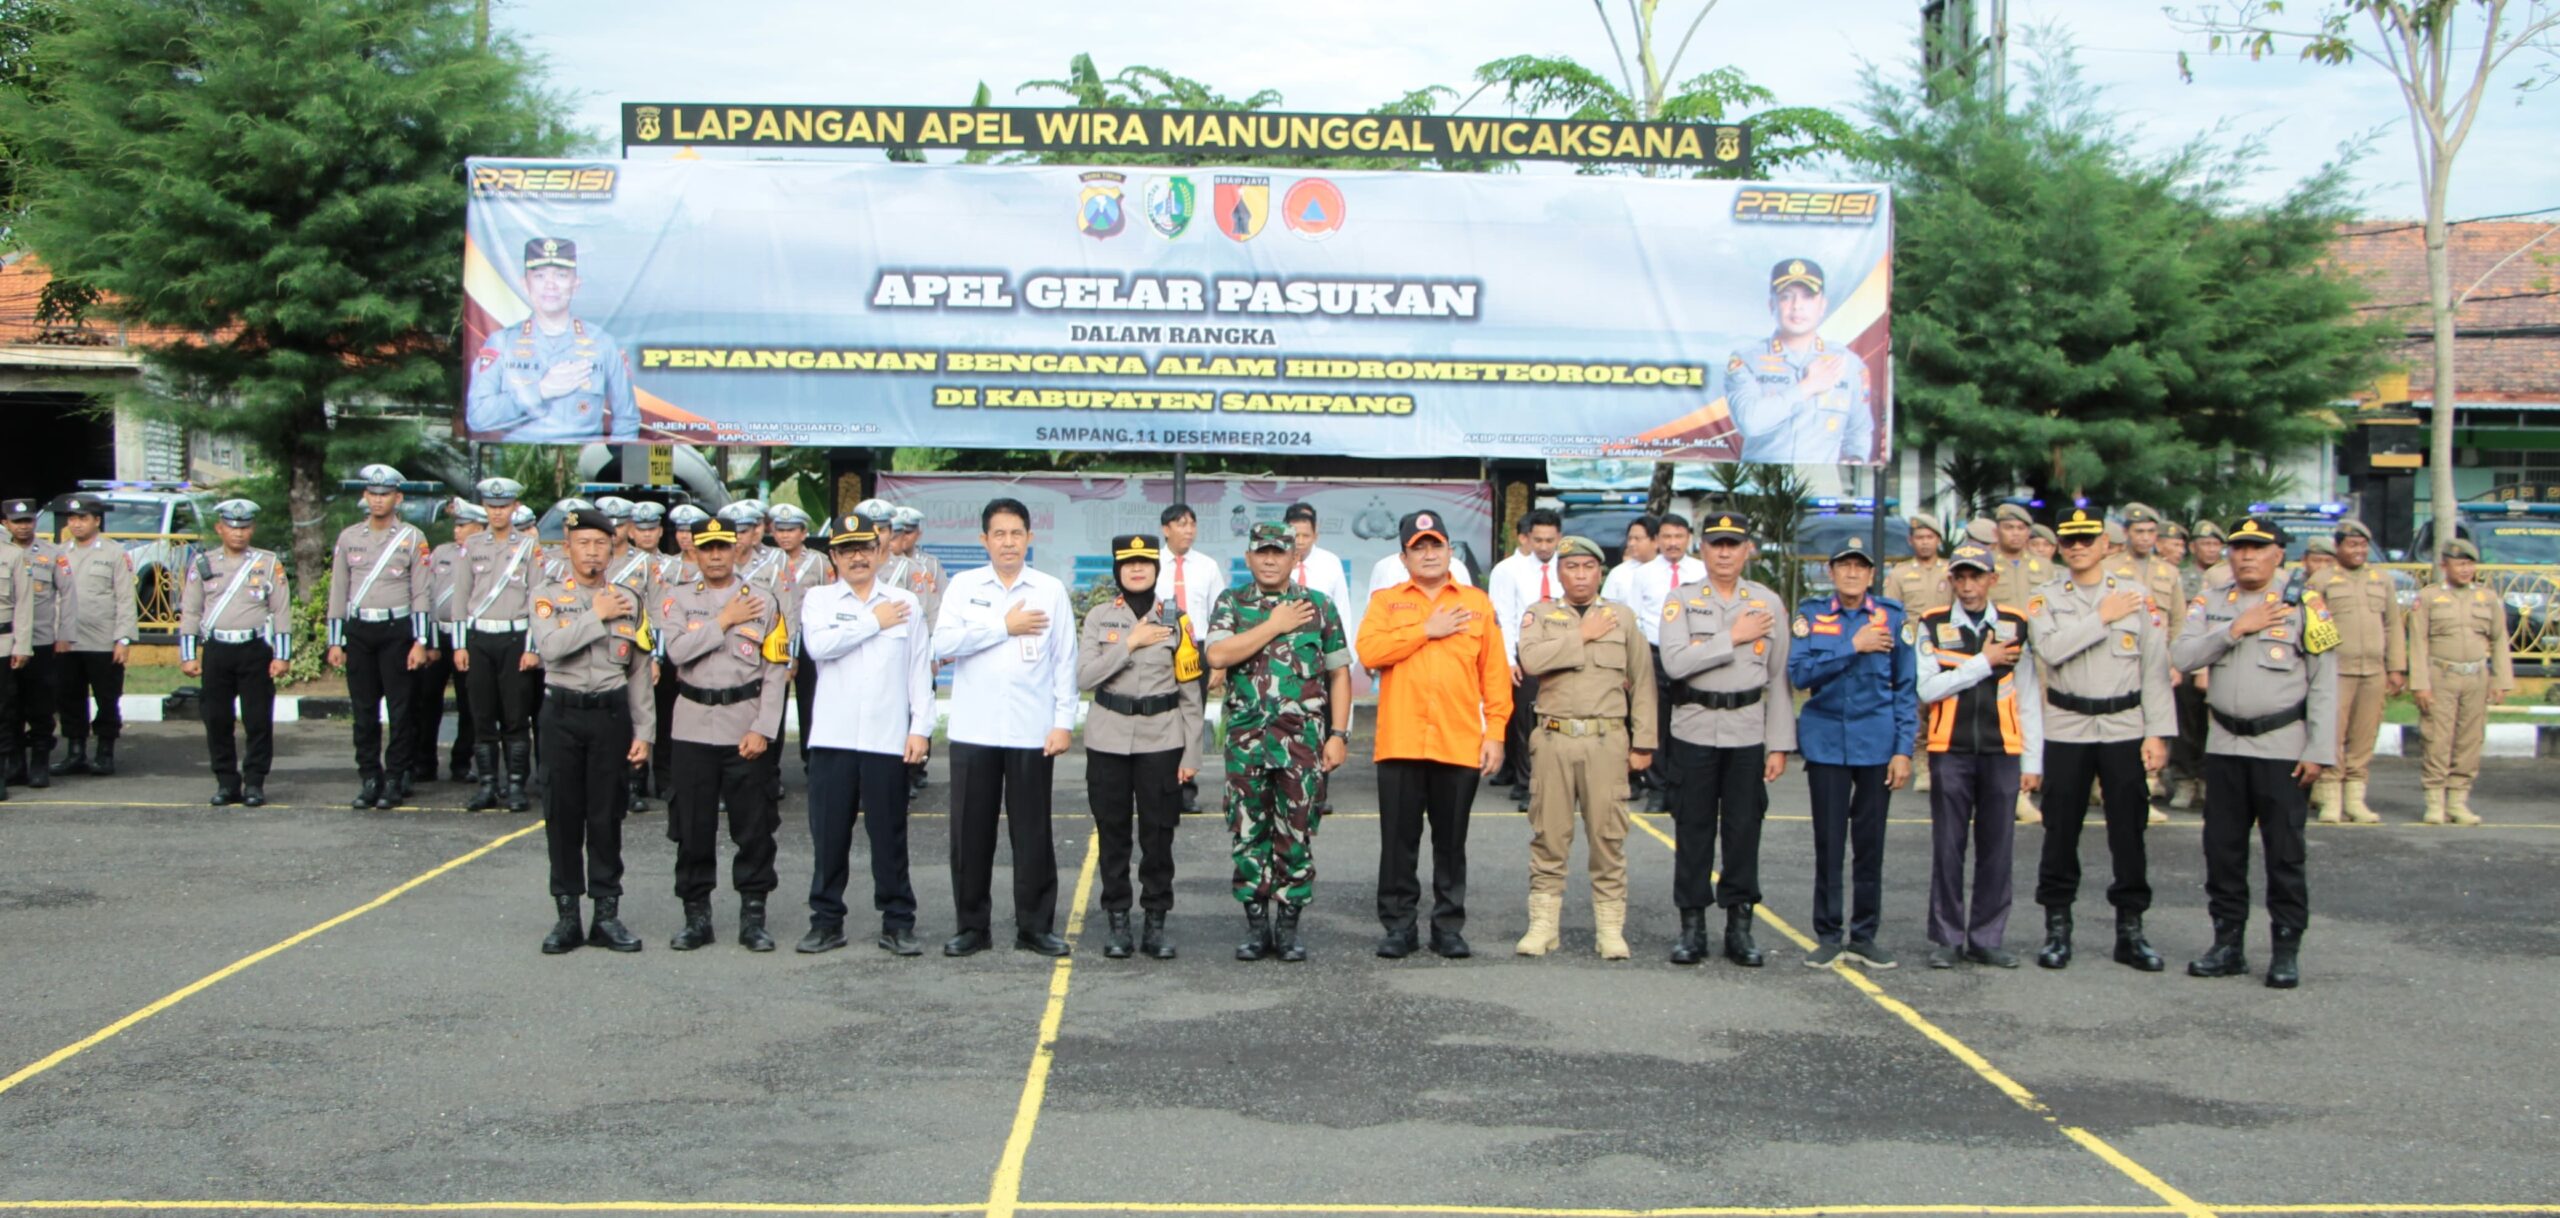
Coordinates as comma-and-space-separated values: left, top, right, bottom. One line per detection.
471, 165, 618, 199
1731, 189, 1881, 225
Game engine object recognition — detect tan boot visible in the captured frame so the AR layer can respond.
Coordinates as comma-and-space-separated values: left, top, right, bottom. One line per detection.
2420, 787, 2449, 825
2313, 777, 2343, 824
2447, 784, 2483, 826
2147, 805, 2170, 826
2342, 779, 2380, 824
1593, 897, 1632, 960
1515, 892, 1563, 957
2015, 791, 2042, 825
2181, 778, 2207, 811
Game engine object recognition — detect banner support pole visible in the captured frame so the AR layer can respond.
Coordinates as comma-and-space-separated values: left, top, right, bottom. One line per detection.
1172, 453, 1188, 508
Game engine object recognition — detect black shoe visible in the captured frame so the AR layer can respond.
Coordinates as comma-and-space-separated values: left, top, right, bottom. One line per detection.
504, 741, 532, 813
738, 896, 776, 952
943, 928, 992, 957
88, 739, 114, 777
51, 741, 90, 776
1179, 781, 1200, 815
26, 748, 49, 788
1928, 945, 1961, 969
587, 897, 641, 952
1643, 785, 1669, 813
355, 776, 382, 811
2114, 913, 2165, 972
1237, 904, 1274, 961
1667, 908, 1709, 965
626, 771, 652, 814
388, 772, 413, 807
2036, 906, 2074, 969
210, 784, 242, 807
1512, 785, 1530, 810
1723, 905, 1766, 967
241, 785, 266, 807
1844, 939, 1898, 970
1274, 904, 1307, 962
5, 749, 26, 785
1964, 944, 2021, 969
541, 895, 584, 955
467, 744, 503, 811
2265, 926, 2302, 989
877, 925, 922, 956
1375, 925, 1420, 959
670, 901, 715, 951
1015, 929, 1070, 957
2186, 918, 2248, 978
797, 922, 847, 954
1102, 911, 1134, 959
1429, 928, 1472, 959
1140, 910, 1175, 959
450, 750, 475, 783
1804, 941, 1845, 968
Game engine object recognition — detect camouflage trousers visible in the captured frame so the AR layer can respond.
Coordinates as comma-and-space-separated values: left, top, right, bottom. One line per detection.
1227, 761, 1326, 908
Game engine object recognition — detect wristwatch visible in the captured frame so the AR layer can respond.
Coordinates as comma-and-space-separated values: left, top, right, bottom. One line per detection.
1329, 728, 1352, 742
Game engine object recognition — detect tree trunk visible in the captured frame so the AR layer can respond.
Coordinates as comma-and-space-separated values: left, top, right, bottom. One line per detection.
1646, 459, 1674, 516
2424, 175, 2458, 556
286, 434, 330, 592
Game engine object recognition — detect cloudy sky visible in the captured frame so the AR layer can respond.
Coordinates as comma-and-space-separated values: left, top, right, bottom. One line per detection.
500, 0, 2557, 220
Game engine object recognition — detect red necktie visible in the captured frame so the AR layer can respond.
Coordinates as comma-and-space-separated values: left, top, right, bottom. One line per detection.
1296, 561, 1307, 587
1173, 558, 1188, 622
1539, 563, 1551, 600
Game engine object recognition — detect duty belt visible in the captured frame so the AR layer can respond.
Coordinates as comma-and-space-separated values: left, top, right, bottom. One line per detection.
2430, 658, 2488, 675
546, 685, 628, 710
471, 618, 530, 634
676, 678, 763, 707
0, 623, 10, 635
1094, 689, 1181, 717
2049, 690, 2141, 716
1668, 684, 1763, 711
353, 608, 403, 623
208, 629, 262, 644
2211, 702, 2307, 737
1540, 716, 1621, 737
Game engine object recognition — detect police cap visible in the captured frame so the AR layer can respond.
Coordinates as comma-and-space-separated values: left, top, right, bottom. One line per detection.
356, 464, 406, 492
561, 508, 613, 537
212, 498, 260, 525
1946, 544, 1994, 573
2054, 507, 2106, 540
2226, 516, 2285, 547
890, 506, 923, 533
768, 504, 813, 530
524, 237, 577, 272
668, 504, 711, 530
630, 502, 667, 527
2440, 538, 2480, 562
1770, 258, 1825, 294
1112, 533, 1163, 564
1993, 503, 2034, 525
594, 495, 635, 523
1, 497, 36, 521
476, 477, 524, 504
452, 502, 490, 526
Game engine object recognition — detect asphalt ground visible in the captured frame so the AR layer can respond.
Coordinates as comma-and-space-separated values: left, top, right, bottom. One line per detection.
2, 722, 2556, 1218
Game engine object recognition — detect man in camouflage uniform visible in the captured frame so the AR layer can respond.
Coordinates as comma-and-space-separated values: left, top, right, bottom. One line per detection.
1205, 521, 1352, 963
2111, 503, 2186, 817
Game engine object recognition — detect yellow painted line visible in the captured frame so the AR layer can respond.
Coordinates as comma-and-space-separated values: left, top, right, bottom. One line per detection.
984, 833, 1101, 1218
0, 1204, 979, 1214
0, 822, 542, 1100
1626, 813, 2217, 1218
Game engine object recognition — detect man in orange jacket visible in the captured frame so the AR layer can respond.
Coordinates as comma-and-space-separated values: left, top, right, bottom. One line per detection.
1357, 510, 1514, 959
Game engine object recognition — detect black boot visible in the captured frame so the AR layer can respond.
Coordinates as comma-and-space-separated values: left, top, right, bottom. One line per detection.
467, 743, 503, 811
89, 738, 115, 777
670, 900, 715, 951
626, 768, 652, 813
51, 740, 89, 776
1274, 903, 1308, 962
354, 775, 383, 811
209, 782, 241, 807
1140, 910, 1174, 959
242, 783, 266, 807
2114, 913, 2165, 972
504, 740, 533, 813
388, 771, 413, 808
540, 895, 584, 955
2265, 926, 2302, 989
1667, 908, 1710, 965
26, 747, 49, 788
588, 896, 642, 952
738, 895, 776, 952
1103, 910, 1134, 959
450, 747, 475, 784
1724, 905, 1766, 967
2036, 906, 2074, 969
1236, 903, 1273, 961
2187, 918, 2249, 978
5, 748, 26, 785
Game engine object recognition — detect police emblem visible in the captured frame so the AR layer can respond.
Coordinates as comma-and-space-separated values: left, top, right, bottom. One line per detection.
1282, 177, 1346, 240
635, 105, 662, 142
1791, 616, 1810, 638
1716, 127, 1742, 161
1213, 174, 1269, 242
1079, 172, 1127, 240
1144, 176, 1196, 239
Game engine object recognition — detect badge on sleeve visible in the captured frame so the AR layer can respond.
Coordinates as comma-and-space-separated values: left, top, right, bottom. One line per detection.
1663, 603, 1681, 622
2025, 595, 2044, 617
1790, 616, 1810, 638
1900, 621, 1918, 645
533, 598, 553, 619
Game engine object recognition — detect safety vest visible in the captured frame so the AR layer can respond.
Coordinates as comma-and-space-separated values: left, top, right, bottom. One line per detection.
1921, 603, 2029, 757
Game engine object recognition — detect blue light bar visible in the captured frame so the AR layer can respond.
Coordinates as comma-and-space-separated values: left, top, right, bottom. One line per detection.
2249, 502, 2347, 516
1808, 497, 1901, 511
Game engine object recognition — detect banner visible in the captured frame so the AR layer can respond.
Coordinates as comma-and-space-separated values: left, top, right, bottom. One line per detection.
463, 158, 1891, 464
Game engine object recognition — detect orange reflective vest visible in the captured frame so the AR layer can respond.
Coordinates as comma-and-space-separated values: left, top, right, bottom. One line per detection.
1920, 603, 2028, 756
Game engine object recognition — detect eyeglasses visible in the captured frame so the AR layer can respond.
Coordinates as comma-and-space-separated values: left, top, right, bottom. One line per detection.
2058, 536, 2100, 549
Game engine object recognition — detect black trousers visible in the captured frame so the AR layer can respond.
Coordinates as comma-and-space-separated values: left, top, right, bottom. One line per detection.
465, 630, 538, 746
1502, 671, 1539, 782
2203, 754, 2310, 932
806, 747, 916, 927
791, 659, 818, 763
411, 638, 471, 775
668, 738, 778, 902
57, 649, 123, 742
16, 647, 54, 755
1375, 757, 1478, 934
1666, 739, 1767, 910
1806, 761, 1889, 945
947, 741, 1059, 936
1647, 647, 1676, 795
2035, 739, 2153, 913
1088, 746, 1181, 913
650, 667, 676, 787
540, 696, 631, 899
198, 640, 274, 787
343, 618, 417, 779
0, 649, 20, 763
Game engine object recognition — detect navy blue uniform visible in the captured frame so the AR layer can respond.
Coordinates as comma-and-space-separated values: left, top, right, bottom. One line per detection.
1785, 594, 1918, 948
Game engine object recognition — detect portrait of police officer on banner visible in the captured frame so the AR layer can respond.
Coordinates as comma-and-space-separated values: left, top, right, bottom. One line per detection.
467, 237, 639, 442
1724, 258, 1874, 466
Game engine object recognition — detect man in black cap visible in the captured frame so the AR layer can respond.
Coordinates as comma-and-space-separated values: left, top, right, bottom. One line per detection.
529, 508, 655, 954
1913, 544, 2040, 968
467, 238, 638, 442
1725, 258, 1875, 465
1, 497, 58, 787
50, 493, 136, 778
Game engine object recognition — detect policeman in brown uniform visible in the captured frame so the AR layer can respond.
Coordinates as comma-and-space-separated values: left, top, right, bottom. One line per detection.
453, 478, 544, 812
1989, 504, 2047, 609
2, 497, 55, 788
50, 493, 137, 778
659, 513, 791, 952
2307, 519, 2402, 824
327, 465, 434, 810
1076, 533, 1206, 960
2408, 538, 2512, 826
530, 508, 655, 955
0, 504, 31, 801
178, 499, 291, 807
1512, 535, 1657, 960
2111, 504, 2186, 817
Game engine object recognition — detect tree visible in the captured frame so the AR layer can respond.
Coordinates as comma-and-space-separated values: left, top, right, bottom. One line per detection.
2168, 0, 2560, 537
1863, 40, 2395, 510
0, 0, 574, 588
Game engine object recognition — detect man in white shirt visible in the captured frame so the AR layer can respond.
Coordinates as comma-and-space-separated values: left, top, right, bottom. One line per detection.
1600, 514, 1660, 609
1284, 502, 1357, 639
931, 497, 1079, 958
799, 512, 934, 958
1632, 514, 1705, 811
1161, 502, 1226, 813
1486, 509, 1563, 802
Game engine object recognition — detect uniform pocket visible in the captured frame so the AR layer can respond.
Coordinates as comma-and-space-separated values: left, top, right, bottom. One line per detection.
2253, 644, 2299, 673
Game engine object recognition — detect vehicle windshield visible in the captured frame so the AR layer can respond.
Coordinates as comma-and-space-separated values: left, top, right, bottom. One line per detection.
2470, 523, 2560, 565
80, 501, 169, 537
1792, 514, 1913, 560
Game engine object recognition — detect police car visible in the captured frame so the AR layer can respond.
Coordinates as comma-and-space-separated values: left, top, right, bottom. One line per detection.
2408, 499, 2560, 657
2248, 502, 2354, 563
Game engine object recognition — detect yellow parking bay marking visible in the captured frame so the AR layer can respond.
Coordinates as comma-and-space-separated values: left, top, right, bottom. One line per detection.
984, 834, 1102, 1218
1627, 813, 2218, 1218
0, 822, 541, 1100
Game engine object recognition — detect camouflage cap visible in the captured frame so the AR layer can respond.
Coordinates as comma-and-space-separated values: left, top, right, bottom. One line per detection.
1248, 520, 1294, 552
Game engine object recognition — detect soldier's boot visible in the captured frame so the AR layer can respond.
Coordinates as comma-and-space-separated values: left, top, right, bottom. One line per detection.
1914, 763, 1931, 793
2264, 925, 2303, 989
450, 746, 475, 784
1515, 892, 1563, 957
2342, 779, 2381, 824
89, 738, 115, 777
355, 774, 383, 811
2312, 776, 2343, 824
388, 771, 414, 807
2447, 783, 2483, 826
2181, 778, 2208, 811
738, 895, 776, 952
51, 740, 89, 777
626, 767, 652, 814
2113, 913, 2165, 972
1139, 910, 1175, 960
1235, 903, 1273, 962
5, 749, 25, 785
1102, 910, 1135, 959
467, 744, 503, 811
1666, 908, 1709, 965
1274, 903, 1308, 963
26, 748, 50, 789
669, 900, 715, 951
1723, 905, 1766, 967
504, 740, 533, 813
587, 896, 642, 952
1592, 897, 1632, 961
2420, 787, 2449, 826
540, 895, 584, 955
2036, 906, 2074, 970
2013, 790, 2041, 825
2186, 918, 2248, 978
